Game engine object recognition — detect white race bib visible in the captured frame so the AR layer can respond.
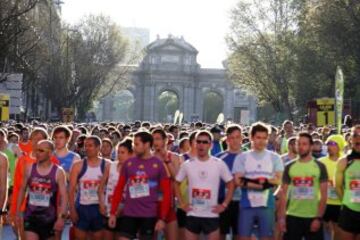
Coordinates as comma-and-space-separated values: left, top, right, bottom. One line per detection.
80, 179, 101, 204
29, 182, 51, 207
192, 188, 211, 212
248, 189, 269, 207
129, 175, 150, 199
327, 181, 338, 200
350, 179, 360, 203
292, 177, 314, 200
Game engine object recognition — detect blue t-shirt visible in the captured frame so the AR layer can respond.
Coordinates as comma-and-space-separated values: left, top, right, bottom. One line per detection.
216, 151, 241, 201
232, 149, 283, 209
211, 140, 223, 156
55, 151, 79, 173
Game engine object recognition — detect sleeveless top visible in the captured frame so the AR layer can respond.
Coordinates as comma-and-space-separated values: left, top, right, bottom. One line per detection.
76, 158, 105, 206
55, 151, 79, 173
25, 164, 58, 223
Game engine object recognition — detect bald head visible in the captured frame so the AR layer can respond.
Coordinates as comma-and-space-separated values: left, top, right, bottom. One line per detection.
37, 140, 55, 152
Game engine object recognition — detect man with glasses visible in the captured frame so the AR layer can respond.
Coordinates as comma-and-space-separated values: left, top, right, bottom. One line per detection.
335, 125, 360, 240
175, 130, 234, 240
15, 140, 67, 240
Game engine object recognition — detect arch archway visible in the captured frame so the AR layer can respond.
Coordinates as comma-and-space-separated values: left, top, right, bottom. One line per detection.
157, 90, 179, 122
202, 91, 224, 123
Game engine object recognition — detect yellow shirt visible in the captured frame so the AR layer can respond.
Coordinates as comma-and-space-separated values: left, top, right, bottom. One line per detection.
319, 156, 341, 205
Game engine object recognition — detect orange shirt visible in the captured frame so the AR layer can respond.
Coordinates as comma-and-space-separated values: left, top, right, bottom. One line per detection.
10, 153, 59, 216
19, 142, 32, 156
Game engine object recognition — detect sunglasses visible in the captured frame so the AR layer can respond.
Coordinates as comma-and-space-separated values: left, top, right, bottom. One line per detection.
196, 140, 210, 145
36, 148, 50, 153
327, 141, 338, 147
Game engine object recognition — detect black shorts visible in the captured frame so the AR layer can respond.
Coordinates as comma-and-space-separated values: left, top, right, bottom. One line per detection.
338, 205, 360, 234
118, 216, 157, 240
103, 216, 122, 232
24, 218, 55, 240
323, 205, 341, 223
219, 201, 239, 235
176, 208, 187, 228
186, 216, 219, 235
283, 215, 323, 240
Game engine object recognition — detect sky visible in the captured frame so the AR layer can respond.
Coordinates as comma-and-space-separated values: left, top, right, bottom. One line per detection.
61, 0, 238, 68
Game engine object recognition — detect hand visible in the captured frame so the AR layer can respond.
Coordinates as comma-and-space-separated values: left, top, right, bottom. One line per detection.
14, 215, 22, 232
99, 204, 107, 216
53, 218, 65, 231
180, 203, 192, 213
278, 218, 286, 233
154, 219, 166, 232
108, 215, 117, 229
69, 209, 79, 224
115, 208, 122, 217
211, 204, 226, 214
310, 219, 321, 232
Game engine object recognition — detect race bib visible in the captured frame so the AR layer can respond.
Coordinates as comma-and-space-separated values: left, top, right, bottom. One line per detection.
129, 175, 150, 199
80, 179, 101, 204
292, 177, 314, 200
350, 179, 360, 203
248, 189, 269, 207
191, 188, 211, 212
29, 182, 51, 207
327, 180, 338, 200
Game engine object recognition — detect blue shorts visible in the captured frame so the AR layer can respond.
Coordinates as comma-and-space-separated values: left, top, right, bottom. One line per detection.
238, 207, 274, 238
75, 204, 103, 232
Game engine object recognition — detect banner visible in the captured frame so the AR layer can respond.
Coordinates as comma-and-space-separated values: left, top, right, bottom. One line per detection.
335, 66, 344, 133
0, 95, 9, 121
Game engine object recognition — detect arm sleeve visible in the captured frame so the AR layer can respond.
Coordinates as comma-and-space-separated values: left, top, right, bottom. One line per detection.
273, 153, 284, 172
232, 154, 245, 174
159, 178, 171, 220
175, 162, 187, 182
317, 161, 329, 183
220, 161, 233, 182
282, 163, 292, 185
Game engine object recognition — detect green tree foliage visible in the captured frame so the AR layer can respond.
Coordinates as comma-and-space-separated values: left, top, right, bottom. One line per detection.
158, 91, 179, 122
228, 0, 360, 121
203, 91, 223, 123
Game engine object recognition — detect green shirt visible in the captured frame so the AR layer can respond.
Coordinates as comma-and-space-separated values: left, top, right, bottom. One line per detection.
343, 159, 360, 212
2, 149, 16, 187
282, 158, 328, 218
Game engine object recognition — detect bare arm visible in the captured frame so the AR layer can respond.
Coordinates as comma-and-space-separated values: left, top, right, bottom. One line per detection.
278, 184, 289, 220
69, 161, 81, 214
269, 171, 283, 185
234, 172, 263, 190
223, 180, 235, 206
56, 168, 68, 217
317, 182, 328, 218
0, 154, 8, 211
335, 158, 347, 200
98, 162, 110, 213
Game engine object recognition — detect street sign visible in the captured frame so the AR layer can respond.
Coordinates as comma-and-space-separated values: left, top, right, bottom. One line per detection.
316, 98, 335, 126
0, 95, 10, 121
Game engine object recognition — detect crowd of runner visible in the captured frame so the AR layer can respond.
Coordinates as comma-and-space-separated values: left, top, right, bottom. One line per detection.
0, 120, 359, 240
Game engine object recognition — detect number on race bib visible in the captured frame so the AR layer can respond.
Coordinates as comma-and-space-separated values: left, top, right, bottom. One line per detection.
129, 175, 150, 199
192, 188, 211, 212
28, 182, 51, 207
292, 177, 315, 200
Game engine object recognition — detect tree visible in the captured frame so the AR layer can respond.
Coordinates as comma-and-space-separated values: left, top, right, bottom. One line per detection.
45, 15, 133, 120
227, 0, 301, 120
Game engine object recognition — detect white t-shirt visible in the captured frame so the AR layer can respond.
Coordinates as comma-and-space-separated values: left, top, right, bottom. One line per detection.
175, 156, 233, 218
